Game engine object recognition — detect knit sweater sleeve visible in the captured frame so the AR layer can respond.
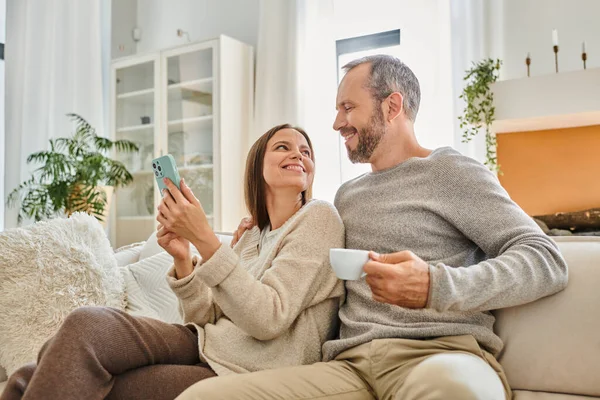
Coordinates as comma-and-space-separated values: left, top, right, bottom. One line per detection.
195, 201, 344, 341
166, 257, 222, 326
427, 155, 568, 313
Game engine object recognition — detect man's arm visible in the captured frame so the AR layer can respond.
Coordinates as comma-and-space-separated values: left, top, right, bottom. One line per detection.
364, 154, 568, 312
426, 155, 568, 312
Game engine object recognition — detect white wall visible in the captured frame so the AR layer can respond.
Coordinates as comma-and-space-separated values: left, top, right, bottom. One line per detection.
135, 0, 259, 54
496, 0, 600, 81
111, 0, 137, 59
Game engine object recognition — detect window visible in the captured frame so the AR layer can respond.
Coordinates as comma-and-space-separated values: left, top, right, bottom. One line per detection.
336, 29, 401, 183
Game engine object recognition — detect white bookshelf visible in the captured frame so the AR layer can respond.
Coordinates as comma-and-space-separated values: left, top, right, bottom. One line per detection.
167, 116, 213, 133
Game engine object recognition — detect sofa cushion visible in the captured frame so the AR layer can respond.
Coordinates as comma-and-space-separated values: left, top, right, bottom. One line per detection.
127, 252, 183, 324
127, 233, 232, 324
120, 266, 161, 320
114, 242, 144, 266
217, 234, 233, 247
493, 236, 600, 397
139, 231, 164, 260
0, 213, 126, 375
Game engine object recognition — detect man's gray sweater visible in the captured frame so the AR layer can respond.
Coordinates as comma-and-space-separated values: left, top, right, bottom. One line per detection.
323, 147, 568, 360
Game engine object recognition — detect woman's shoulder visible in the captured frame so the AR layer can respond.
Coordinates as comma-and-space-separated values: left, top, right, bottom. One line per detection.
285, 200, 344, 235
274, 200, 343, 249
299, 199, 341, 220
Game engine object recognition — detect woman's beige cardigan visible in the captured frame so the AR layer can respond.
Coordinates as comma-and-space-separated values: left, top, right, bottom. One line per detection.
166, 200, 345, 375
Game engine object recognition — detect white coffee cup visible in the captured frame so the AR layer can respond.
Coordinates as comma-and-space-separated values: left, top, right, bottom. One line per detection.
329, 248, 370, 280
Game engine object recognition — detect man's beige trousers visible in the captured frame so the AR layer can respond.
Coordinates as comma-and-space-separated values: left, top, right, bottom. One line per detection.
177, 334, 511, 400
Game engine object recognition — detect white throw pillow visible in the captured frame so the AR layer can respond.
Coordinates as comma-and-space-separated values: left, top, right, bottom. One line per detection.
127, 252, 183, 324
114, 242, 144, 266
216, 234, 233, 247
139, 231, 164, 261
0, 213, 125, 375
129, 232, 231, 324
120, 267, 161, 320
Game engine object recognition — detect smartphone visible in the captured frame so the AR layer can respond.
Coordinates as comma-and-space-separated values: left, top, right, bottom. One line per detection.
152, 154, 181, 193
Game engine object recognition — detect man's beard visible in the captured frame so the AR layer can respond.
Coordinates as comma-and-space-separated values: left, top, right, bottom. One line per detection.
346, 108, 386, 164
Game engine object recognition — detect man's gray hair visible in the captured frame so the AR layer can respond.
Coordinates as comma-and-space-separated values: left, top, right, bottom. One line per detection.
343, 55, 421, 122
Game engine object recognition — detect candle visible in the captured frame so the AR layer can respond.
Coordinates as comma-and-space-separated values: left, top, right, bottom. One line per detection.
552, 29, 559, 46
582, 41, 587, 53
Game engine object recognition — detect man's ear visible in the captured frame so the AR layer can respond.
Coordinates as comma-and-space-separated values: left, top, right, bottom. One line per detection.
386, 92, 404, 122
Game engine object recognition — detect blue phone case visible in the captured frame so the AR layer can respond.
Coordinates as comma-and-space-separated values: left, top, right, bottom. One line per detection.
152, 154, 181, 193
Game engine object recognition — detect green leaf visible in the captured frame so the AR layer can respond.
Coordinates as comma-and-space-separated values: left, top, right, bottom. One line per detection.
113, 139, 139, 153
458, 58, 503, 173
6, 114, 139, 224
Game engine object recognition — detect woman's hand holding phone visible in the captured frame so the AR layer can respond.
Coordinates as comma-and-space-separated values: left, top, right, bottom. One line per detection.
156, 178, 221, 262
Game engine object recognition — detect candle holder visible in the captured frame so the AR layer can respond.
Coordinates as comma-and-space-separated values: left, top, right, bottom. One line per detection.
582, 52, 587, 70
553, 45, 559, 73
526, 54, 531, 77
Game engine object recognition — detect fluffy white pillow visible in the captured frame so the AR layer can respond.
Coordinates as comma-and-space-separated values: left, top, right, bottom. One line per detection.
0, 213, 126, 375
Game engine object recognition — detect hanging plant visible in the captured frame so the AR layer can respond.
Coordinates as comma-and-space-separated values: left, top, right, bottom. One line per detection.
458, 58, 502, 174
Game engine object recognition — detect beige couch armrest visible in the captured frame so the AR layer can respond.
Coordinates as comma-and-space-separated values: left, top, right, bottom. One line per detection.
493, 236, 600, 397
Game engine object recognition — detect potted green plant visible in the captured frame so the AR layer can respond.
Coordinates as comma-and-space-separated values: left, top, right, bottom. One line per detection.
7, 113, 139, 224
458, 58, 502, 173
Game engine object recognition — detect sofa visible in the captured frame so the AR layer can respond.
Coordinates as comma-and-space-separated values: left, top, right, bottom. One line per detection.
1, 234, 599, 399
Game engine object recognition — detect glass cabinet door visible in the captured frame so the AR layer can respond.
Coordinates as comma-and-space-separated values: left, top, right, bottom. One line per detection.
164, 47, 214, 226
114, 60, 157, 245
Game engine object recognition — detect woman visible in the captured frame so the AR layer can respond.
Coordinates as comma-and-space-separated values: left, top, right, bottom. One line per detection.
1, 124, 345, 400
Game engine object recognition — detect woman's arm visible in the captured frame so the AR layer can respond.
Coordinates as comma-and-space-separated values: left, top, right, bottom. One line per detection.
196, 201, 344, 340
166, 256, 222, 326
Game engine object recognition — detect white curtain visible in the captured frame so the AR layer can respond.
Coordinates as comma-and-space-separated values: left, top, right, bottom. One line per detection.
4, 0, 108, 229
254, 0, 341, 203
449, 0, 504, 163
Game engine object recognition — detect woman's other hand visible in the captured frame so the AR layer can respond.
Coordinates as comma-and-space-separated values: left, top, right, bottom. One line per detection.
157, 224, 191, 261
231, 217, 254, 247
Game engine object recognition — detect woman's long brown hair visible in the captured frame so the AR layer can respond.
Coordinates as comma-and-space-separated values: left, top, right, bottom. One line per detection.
244, 124, 315, 230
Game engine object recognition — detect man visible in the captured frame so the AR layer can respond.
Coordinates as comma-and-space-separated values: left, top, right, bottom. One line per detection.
177, 55, 568, 400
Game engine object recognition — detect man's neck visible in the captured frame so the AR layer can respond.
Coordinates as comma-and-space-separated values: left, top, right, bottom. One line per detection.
370, 128, 432, 172
266, 190, 304, 231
